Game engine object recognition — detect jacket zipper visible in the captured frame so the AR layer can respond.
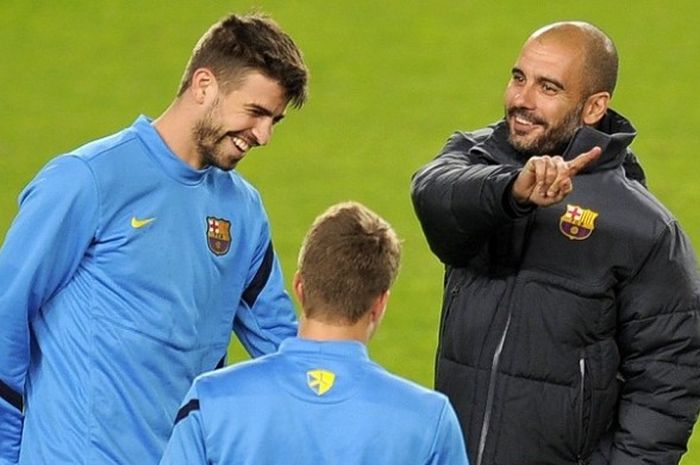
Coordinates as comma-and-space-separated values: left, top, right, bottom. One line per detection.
577, 357, 586, 464
475, 310, 512, 465
435, 285, 460, 368
475, 210, 536, 465
442, 286, 460, 340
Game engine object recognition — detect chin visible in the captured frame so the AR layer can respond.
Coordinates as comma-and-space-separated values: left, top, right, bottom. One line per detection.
508, 134, 534, 152
206, 152, 242, 171
216, 161, 239, 172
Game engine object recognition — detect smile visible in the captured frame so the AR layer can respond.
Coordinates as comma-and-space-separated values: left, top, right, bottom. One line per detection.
510, 113, 545, 133
515, 115, 535, 126
231, 135, 251, 153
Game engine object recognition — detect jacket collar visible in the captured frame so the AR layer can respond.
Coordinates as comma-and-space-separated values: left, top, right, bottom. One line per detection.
471, 109, 637, 172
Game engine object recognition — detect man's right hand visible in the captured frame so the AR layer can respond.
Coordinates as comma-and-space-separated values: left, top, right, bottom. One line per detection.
512, 147, 602, 207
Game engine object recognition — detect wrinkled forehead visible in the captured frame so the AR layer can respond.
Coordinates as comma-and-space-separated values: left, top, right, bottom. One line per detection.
516, 33, 587, 86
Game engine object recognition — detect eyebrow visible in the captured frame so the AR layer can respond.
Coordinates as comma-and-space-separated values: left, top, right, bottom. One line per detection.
245, 104, 286, 124
511, 67, 565, 91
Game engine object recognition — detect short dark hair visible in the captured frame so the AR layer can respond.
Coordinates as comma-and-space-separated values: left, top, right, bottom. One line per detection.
177, 13, 308, 107
298, 202, 401, 324
581, 25, 618, 96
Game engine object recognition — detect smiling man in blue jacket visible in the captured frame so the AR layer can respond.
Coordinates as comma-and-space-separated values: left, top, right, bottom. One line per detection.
0, 12, 308, 465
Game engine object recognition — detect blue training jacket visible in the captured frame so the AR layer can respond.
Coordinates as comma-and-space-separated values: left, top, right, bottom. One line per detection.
160, 337, 470, 465
0, 116, 297, 465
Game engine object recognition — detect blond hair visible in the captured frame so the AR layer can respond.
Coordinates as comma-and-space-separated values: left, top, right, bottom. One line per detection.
298, 202, 401, 323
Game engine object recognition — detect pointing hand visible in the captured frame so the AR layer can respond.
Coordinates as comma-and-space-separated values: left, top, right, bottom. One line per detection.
512, 147, 602, 207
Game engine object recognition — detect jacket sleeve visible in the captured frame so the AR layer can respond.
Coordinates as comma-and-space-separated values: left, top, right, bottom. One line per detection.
0, 156, 97, 464
428, 399, 470, 465
611, 221, 700, 465
232, 206, 297, 358
159, 384, 207, 465
410, 132, 532, 267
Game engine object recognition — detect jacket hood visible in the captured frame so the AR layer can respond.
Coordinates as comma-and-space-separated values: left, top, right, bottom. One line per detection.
562, 109, 636, 173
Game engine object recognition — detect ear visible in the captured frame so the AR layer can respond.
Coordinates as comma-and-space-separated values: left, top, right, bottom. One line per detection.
364, 291, 390, 342
369, 290, 390, 324
581, 91, 610, 125
189, 68, 218, 105
292, 271, 304, 306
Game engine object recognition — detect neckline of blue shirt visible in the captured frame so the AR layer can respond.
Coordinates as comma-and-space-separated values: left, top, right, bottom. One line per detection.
279, 337, 370, 361
132, 114, 212, 185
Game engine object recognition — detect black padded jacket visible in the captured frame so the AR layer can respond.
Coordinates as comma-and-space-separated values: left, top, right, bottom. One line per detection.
411, 111, 700, 465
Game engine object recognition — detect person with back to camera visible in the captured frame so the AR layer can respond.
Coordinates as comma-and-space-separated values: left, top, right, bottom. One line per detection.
160, 201, 470, 465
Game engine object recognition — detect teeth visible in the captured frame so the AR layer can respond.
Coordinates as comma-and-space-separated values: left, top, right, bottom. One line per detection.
231, 136, 250, 152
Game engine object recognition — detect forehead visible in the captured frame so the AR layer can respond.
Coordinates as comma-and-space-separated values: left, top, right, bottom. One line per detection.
223, 70, 289, 113
516, 36, 586, 88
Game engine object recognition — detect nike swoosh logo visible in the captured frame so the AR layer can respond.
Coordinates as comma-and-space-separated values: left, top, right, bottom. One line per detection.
131, 217, 156, 228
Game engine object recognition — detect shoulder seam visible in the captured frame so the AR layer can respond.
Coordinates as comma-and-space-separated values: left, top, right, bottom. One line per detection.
66, 155, 102, 237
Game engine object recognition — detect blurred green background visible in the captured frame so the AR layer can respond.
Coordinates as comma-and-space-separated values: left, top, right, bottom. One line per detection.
1, 1, 699, 461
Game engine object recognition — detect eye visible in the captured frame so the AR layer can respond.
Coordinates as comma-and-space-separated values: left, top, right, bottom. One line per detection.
542, 82, 558, 95
512, 73, 525, 84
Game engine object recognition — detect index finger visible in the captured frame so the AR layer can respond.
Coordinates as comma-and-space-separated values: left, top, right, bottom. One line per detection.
567, 146, 602, 176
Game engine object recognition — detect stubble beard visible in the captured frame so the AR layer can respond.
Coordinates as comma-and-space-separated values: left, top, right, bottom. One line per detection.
192, 101, 239, 171
506, 101, 585, 156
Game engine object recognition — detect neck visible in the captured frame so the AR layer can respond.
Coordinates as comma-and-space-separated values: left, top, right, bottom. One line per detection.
298, 315, 371, 345
152, 100, 203, 169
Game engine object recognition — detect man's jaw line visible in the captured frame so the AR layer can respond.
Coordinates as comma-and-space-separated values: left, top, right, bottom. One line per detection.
222, 133, 260, 169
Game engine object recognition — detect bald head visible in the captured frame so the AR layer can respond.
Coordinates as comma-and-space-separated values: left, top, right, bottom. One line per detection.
527, 21, 618, 97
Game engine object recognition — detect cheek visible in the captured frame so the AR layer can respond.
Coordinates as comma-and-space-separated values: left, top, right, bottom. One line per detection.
504, 85, 516, 106
550, 105, 575, 126
221, 114, 254, 132
533, 99, 563, 123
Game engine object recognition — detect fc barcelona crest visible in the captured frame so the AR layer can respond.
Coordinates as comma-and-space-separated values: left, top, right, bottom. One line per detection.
559, 204, 598, 241
206, 217, 232, 255
307, 369, 336, 396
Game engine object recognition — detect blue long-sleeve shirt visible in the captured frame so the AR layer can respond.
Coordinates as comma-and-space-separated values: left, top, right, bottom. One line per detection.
160, 337, 469, 465
0, 115, 297, 465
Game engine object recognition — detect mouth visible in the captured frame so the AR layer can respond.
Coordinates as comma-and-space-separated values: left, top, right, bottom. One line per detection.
508, 110, 545, 133
230, 135, 252, 153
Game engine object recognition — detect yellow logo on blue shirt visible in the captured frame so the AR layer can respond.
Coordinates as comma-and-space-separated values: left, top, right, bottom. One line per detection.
131, 216, 156, 229
307, 369, 336, 396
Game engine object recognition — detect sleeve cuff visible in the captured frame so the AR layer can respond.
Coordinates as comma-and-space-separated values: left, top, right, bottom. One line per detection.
502, 173, 536, 218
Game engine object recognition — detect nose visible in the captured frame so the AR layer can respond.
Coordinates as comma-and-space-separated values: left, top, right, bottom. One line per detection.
251, 118, 274, 146
510, 83, 535, 109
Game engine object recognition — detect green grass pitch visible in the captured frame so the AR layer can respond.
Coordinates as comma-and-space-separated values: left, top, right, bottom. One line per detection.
1, 1, 699, 461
